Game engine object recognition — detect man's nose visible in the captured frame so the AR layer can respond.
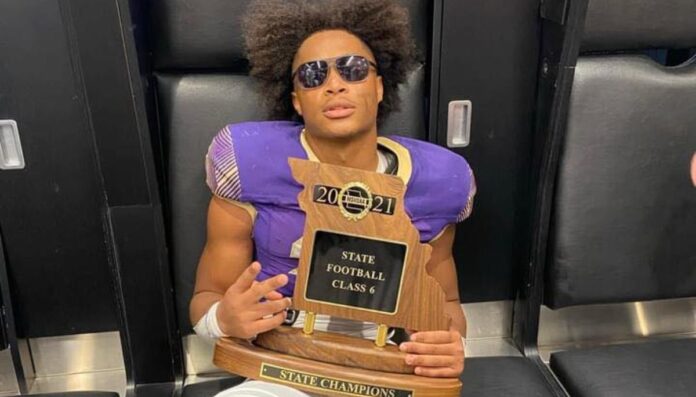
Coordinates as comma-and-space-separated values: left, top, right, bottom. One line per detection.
324, 68, 347, 95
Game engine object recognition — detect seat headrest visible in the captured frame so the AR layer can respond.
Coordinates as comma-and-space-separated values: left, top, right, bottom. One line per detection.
151, 0, 429, 70
581, 0, 696, 52
151, 1, 249, 70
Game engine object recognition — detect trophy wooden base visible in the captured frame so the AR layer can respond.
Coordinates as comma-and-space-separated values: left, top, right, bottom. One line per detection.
214, 337, 462, 397
255, 326, 412, 373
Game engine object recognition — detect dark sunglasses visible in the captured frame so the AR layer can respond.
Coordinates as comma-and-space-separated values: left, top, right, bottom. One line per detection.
292, 55, 378, 89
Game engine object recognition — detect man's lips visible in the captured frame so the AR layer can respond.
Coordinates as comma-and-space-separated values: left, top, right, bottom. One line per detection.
323, 102, 356, 119
323, 107, 355, 119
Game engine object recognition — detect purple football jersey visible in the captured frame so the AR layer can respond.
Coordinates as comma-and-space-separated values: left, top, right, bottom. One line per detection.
206, 121, 475, 296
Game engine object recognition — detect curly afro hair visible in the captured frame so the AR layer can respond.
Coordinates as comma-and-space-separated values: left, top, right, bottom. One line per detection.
242, 0, 417, 125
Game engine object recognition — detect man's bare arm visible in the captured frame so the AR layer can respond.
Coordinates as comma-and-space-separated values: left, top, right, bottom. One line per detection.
426, 225, 466, 337
399, 225, 466, 378
189, 196, 291, 338
190, 196, 255, 324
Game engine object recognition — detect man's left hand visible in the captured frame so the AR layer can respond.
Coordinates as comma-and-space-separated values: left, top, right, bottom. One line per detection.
399, 328, 465, 378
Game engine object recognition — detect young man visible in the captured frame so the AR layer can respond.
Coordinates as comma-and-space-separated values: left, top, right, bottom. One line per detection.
190, 0, 476, 394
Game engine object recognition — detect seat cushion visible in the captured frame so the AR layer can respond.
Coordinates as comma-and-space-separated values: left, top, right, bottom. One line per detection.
550, 338, 696, 397
460, 357, 556, 397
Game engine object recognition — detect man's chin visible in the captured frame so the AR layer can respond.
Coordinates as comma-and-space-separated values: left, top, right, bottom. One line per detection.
327, 129, 361, 139
313, 124, 366, 140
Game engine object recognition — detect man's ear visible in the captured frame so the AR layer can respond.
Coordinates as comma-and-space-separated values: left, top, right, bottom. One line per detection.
291, 91, 303, 116
376, 75, 384, 104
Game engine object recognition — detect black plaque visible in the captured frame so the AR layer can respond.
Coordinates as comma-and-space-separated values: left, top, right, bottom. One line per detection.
305, 230, 407, 313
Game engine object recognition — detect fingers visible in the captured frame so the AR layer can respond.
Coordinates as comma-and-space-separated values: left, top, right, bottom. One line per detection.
407, 351, 464, 378
264, 290, 285, 301
244, 273, 288, 303
400, 329, 465, 378
252, 297, 292, 318
409, 330, 457, 344
413, 366, 462, 378
217, 263, 291, 339
405, 354, 454, 367
230, 262, 261, 293
399, 341, 454, 355
248, 311, 287, 335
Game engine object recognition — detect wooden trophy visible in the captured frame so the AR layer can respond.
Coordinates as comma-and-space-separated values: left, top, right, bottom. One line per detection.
214, 158, 462, 397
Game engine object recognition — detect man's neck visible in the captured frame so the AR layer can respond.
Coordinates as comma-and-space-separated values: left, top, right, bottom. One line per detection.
304, 128, 379, 171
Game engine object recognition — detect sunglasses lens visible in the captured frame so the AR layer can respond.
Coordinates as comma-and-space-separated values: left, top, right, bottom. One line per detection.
295, 56, 373, 88
297, 60, 328, 88
336, 56, 370, 82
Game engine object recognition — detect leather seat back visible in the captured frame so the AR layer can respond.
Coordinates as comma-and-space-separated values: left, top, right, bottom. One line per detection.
544, 0, 696, 308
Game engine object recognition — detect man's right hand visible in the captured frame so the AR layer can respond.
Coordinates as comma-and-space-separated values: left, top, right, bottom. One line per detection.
216, 261, 292, 339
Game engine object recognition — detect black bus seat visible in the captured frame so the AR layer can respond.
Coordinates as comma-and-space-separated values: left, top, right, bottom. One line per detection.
534, 1, 696, 395
545, 54, 696, 397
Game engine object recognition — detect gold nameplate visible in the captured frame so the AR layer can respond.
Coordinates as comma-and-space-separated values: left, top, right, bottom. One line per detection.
260, 363, 414, 397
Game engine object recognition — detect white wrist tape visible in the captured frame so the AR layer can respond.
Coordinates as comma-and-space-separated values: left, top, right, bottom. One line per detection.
193, 301, 228, 339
